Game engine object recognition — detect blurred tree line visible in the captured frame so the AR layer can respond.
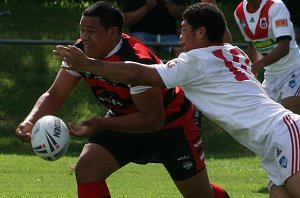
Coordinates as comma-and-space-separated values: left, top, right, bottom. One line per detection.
1, 0, 241, 11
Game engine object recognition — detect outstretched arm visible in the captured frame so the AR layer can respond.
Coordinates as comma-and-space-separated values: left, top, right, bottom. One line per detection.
53, 45, 166, 88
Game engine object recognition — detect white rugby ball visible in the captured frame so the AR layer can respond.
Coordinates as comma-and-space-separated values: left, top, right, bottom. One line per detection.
31, 115, 69, 161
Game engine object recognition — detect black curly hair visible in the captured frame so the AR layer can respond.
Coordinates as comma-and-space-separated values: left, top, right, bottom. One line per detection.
82, 1, 123, 34
182, 3, 226, 43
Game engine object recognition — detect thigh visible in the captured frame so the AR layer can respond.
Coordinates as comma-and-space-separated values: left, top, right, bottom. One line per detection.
157, 124, 205, 181
88, 131, 146, 166
269, 184, 290, 198
285, 171, 300, 197
281, 95, 300, 114
75, 143, 120, 182
261, 114, 300, 186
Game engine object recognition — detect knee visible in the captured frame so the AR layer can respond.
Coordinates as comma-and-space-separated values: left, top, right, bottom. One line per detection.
74, 144, 102, 182
75, 151, 94, 182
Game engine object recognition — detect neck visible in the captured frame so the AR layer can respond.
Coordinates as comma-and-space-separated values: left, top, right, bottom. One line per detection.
247, 0, 262, 10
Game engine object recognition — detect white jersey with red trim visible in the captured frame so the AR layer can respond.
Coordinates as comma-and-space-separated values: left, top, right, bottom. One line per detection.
155, 43, 293, 156
234, 0, 300, 74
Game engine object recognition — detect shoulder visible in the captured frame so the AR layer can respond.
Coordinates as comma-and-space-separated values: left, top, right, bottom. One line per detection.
120, 34, 161, 64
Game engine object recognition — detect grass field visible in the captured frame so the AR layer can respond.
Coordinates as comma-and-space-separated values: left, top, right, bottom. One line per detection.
0, 1, 269, 197
0, 154, 268, 198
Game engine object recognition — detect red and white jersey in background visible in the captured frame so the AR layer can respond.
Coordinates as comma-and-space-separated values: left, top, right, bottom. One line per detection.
234, 0, 300, 74
155, 43, 293, 155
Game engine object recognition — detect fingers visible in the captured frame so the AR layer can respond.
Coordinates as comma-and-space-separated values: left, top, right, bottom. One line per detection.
53, 45, 72, 61
68, 122, 84, 137
16, 127, 31, 143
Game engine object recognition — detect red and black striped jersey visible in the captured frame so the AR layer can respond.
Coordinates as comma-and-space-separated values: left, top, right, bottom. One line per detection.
76, 33, 194, 129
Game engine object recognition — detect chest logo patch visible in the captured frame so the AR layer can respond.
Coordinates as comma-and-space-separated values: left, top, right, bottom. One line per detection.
260, 17, 268, 29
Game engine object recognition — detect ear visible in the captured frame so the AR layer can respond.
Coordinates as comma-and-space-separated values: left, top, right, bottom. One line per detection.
108, 26, 120, 39
195, 26, 207, 39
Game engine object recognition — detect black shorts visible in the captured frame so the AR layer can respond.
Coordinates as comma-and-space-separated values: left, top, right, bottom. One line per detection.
88, 122, 205, 181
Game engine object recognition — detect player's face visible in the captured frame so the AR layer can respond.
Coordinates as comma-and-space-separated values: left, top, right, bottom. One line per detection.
180, 20, 200, 52
79, 16, 115, 58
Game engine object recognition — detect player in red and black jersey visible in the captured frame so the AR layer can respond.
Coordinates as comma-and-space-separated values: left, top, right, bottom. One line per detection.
17, 1, 228, 198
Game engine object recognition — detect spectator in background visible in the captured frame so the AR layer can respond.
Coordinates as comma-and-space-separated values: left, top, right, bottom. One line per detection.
120, 0, 185, 57
282, 0, 300, 43
234, 0, 300, 115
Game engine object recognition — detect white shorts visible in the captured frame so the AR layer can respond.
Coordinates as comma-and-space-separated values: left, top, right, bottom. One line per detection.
261, 113, 300, 188
263, 66, 300, 103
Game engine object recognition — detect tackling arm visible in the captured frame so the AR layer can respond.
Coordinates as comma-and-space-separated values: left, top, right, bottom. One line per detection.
53, 45, 166, 88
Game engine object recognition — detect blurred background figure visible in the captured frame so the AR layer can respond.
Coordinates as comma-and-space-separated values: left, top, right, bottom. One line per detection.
235, 0, 300, 114
119, 0, 185, 57
282, 0, 300, 43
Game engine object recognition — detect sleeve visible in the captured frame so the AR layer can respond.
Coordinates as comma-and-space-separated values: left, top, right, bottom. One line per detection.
270, 2, 293, 39
61, 61, 81, 77
155, 53, 204, 89
130, 85, 152, 94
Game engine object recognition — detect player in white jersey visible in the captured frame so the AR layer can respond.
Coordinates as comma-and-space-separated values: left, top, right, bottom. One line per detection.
54, 2, 300, 197
234, 0, 300, 115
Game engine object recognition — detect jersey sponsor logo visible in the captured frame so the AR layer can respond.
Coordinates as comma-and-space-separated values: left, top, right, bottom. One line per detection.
260, 17, 268, 29
253, 39, 276, 54
275, 19, 288, 28
177, 155, 191, 161
279, 156, 288, 168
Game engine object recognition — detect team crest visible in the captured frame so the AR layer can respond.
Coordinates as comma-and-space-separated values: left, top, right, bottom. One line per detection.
289, 80, 296, 89
183, 161, 193, 170
279, 156, 288, 168
241, 20, 246, 29
260, 17, 268, 29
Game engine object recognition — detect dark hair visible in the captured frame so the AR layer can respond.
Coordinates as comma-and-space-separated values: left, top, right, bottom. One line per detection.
82, 1, 123, 34
182, 3, 226, 43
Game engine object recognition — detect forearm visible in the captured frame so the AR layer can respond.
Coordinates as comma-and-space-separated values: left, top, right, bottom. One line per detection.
162, 0, 185, 19
247, 42, 259, 63
123, 6, 151, 26
95, 112, 164, 133
256, 42, 289, 68
55, 45, 166, 88
24, 93, 63, 124
84, 59, 143, 85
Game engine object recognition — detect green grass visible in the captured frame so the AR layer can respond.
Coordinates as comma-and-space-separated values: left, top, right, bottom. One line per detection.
0, 154, 268, 198
0, 1, 269, 197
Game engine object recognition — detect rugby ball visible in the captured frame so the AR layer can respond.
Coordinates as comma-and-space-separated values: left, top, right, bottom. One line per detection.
31, 115, 69, 161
